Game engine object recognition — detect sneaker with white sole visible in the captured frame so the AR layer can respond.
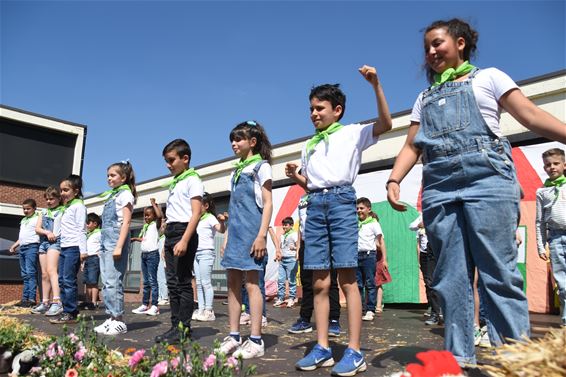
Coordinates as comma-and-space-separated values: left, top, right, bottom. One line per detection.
31, 302, 49, 314
192, 310, 202, 320
239, 312, 251, 325
232, 339, 264, 359
197, 309, 215, 321
132, 304, 149, 314
103, 320, 127, 336
45, 302, 63, 317
94, 318, 113, 334
158, 299, 169, 306
479, 326, 491, 348
216, 336, 242, 355
473, 325, 482, 346
362, 311, 375, 321
273, 298, 285, 307
331, 347, 367, 376
146, 305, 160, 316
296, 343, 335, 371
287, 298, 296, 308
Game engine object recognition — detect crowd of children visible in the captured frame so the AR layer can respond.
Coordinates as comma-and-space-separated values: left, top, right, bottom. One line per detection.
7, 17, 566, 377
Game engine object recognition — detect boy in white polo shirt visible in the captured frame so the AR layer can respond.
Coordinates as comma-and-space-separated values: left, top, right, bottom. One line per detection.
286, 65, 392, 376
155, 138, 203, 344
10, 198, 41, 307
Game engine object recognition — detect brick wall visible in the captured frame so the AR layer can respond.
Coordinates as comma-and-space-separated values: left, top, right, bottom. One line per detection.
0, 283, 25, 304
0, 182, 47, 207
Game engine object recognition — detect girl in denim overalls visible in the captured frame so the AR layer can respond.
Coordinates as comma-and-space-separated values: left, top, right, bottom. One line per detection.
218, 121, 273, 360
94, 161, 137, 336
387, 19, 566, 365
33, 186, 64, 316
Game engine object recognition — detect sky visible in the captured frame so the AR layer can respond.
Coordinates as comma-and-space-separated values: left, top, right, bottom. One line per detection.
1, 0, 564, 195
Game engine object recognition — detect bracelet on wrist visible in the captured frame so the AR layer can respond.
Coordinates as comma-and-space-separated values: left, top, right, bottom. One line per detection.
385, 179, 400, 189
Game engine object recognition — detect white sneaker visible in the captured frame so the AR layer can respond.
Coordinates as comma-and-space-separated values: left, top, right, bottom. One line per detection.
362, 311, 375, 321
232, 339, 264, 359
262, 315, 268, 327
132, 304, 149, 314
94, 318, 113, 334
158, 299, 169, 306
273, 298, 285, 307
192, 310, 202, 320
239, 312, 251, 325
479, 326, 491, 348
216, 336, 242, 355
197, 309, 215, 321
103, 319, 128, 336
146, 305, 160, 316
286, 298, 296, 308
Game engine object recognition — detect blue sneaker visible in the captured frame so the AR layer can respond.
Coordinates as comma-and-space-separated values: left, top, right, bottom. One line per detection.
296, 344, 335, 371
331, 347, 367, 376
328, 319, 341, 337
288, 318, 313, 334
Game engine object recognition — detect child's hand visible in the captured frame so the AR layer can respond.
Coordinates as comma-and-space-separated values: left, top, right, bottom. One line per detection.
150, 197, 156, 205
46, 232, 57, 242
112, 247, 122, 259
387, 181, 406, 211
251, 236, 267, 259
217, 212, 228, 222
275, 249, 282, 262
80, 254, 87, 262
359, 65, 380, 88
173, 240, 188, 257
538, 252, 548, 261
285, 163, 300, 179
9, 244, 17, 254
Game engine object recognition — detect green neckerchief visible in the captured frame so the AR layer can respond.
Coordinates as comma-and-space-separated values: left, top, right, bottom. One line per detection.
163, 168, 200, 191
432, 61, 476, 87
138, 221, 155, 238
87, 228, 101, 239
233, 154, 262, 183
305, 122, 344, 155
62, 198, 84, 214
283, 229, 295, 241
358, 216, 377, 229
99, 184, 131, 201
46, 205, 64, 219
544, 174, 566, 199
200, 212, 212, 221
20, 212, 38, 225
159, 234, 165, 240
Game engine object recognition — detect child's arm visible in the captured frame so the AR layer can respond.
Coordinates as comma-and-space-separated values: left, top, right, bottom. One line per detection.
131, 237, 142, 242
499, 89, 566, 144
285, 163, 308, 191
113, 203, 133, 259
251, 181, 273, 259
535, 191, 549, 261
220, 229, 228, 258
174, 197, 202, 257
377, 234, 387, 268
215, 212, 228, 234
268, 226, 281, 261
9, 240, 20, 254
359, 65, 393, 137
387, 122, 422, 211
151, 198, 164, 228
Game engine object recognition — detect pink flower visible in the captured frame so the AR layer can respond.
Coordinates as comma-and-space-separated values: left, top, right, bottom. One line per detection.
74, 344, 87, 361
226, 356, 239, 369
68, 333, 79, 343
203, 353, 216, 371
150, 361, 168, 377
170, 356, 180, 370
57, 345, 64, 357
46, 342, 57, 359
128, 349, 146, 368
65, 368, 78, 377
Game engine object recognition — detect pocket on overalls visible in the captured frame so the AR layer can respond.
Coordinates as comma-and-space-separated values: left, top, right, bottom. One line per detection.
483, 147, 515, 181
422, 89, 470, 138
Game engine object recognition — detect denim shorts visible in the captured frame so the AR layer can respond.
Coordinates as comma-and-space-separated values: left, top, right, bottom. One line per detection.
303, 185, 358, 270
83, 255, 100, 285
39, 238, 61, 254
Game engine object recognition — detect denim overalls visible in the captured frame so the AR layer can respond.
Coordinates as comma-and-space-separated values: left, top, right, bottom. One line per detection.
39, 208, 61, 253
413, 68, 530, 364
222, 161, 267, 271
100, 192, 130, 318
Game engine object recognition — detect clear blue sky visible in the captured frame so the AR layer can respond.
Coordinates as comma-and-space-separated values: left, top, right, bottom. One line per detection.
1, 1, 564, 195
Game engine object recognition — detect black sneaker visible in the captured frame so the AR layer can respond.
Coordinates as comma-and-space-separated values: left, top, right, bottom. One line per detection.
155, 327, 180, 343
84, 302, 96, 310
49, 312, 78, 324
425, 314, 440, 326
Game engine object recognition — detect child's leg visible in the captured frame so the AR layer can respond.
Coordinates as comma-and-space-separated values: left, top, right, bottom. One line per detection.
19, 249, 28, 301
47, 249, 61, 302
194, 253, 204, 311
363, 254, 377, 313
39, 253, 51, 303
547, 232, 566, 324
227, 269, 244, 333
25, 245, 39, 302
148, 251, 160, 307
277, 261, 286, 300
329, 268, 341, 321
140, 253, 150, 306
289, 259, 298, 300
376, 285, 383, 311
157, 255, 168, 301
337, 268, 362, 351
246, 270, 263, 337
313, 269, 331, 348
199, 252, 215, 311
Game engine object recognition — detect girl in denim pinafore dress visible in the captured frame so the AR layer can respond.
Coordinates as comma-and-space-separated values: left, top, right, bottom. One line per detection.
95, 161, 137, 336
387, 19, 566, 365
218, 121, 273, 360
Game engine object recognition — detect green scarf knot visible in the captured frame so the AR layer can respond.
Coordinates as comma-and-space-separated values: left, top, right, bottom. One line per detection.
200, 212, 212, 221
305, 122, 344, 155
432, 61, 476, 87
163, 168, 200, 191
138, 221, 155, 238
99, 184, 131, 201
283, 229, 295, 240
87, 228, 101, 239
233, 154, 262, 183
544, 175, 566, 199
61, 198, 84, 214
20, 212, 38, 225
46, 205, 64, 219
358, 216, 377, 229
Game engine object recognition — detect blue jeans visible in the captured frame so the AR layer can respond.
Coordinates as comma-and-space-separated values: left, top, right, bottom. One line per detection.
242, 255, 267, 316
83, 255, 100, 285
277, 256, 298, 300
58, 246, 81, 315
141, 250, 160, 307
19, 243, 39, 302
194, 250, 215, 311
548, 229, 566, 323
157, 254, 168, 301
356, 251, 377, 313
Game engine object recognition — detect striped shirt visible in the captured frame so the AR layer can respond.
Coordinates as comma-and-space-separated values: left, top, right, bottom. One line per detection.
535, 185, 566, 254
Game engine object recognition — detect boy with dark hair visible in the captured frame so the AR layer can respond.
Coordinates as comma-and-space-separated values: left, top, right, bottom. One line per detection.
286, 65, 392, 376
10, 199, 40, 307
273, 216, 299, 308
81, 212, 101, 310
156, 138, 203, 343
536, 147, 566, 327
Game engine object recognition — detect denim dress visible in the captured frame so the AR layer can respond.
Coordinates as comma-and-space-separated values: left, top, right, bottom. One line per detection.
100, 193, 130, 318
413, 68, 529, 364
39, 208, 61, 253
222, 161, 266, 271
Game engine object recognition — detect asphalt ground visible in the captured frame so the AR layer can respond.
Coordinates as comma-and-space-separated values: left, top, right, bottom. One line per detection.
2, 300, 562, 377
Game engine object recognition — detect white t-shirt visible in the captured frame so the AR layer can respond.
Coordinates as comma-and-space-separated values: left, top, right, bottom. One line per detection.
166, 175, 204, 223
18, 214, 40, 245
114, 190, 135, 224
280, 231, 298, 258
410, 68, 518, 137
229, 162, 272, 208
298, 196, 308, 238
196, 214, 220, 251
409, 215, 429, 254
41, 208, 63, 238
301, 123, 378, 190
60, 201, 87, 254
358, 220, 383, 252
140, 222, 159, 252
86, 230, 101, 256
